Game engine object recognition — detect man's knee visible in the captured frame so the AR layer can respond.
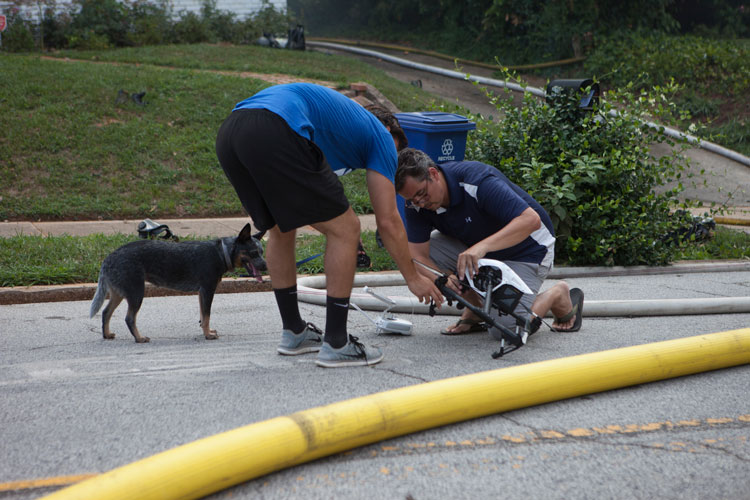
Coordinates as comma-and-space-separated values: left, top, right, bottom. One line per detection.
428, 232, 465, 272
314, 208, 360, 240
336, 210, 361, 243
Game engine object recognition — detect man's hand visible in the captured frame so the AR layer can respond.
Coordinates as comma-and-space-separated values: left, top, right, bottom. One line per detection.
407, 273, 443, 308
457, 244, 487, 281
444, 273, 466, 295
457, 207, 541, 280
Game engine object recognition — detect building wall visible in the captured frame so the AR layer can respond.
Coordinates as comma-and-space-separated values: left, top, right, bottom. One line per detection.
171, 0, 286, 19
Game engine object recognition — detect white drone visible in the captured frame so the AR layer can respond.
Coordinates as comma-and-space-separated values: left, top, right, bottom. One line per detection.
414, 258, 536, 357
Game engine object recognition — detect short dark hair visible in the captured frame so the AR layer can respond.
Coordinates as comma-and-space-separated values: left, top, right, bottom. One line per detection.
395, 148, 434, 192
366, 104, 408, 151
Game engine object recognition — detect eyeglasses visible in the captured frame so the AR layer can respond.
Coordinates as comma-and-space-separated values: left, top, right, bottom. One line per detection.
404, 177, 431, 207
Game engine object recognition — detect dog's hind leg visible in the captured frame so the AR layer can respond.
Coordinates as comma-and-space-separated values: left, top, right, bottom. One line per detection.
199, 286, 218, 340
124, 295, 150, 343
101, 292, 123, 340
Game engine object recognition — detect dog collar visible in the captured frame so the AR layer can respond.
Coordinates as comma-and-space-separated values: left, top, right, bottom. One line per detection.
220, 240, 233, 269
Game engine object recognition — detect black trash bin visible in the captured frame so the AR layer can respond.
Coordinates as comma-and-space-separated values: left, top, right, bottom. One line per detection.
546, 79, 600, 110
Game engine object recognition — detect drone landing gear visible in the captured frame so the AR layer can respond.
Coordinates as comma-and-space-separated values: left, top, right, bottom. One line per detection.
424, 264, 538, 358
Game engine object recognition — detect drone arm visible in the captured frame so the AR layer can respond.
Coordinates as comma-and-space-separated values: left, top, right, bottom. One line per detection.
434, 277, 523, 347
409, 241, 442, 280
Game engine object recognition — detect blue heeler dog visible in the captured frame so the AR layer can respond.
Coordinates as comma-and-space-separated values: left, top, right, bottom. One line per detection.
90, 223, 266, 343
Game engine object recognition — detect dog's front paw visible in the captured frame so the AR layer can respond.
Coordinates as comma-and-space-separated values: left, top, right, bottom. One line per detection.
135, 336, 150, 343
205, 330, 219, 340
103, 332, 115, 340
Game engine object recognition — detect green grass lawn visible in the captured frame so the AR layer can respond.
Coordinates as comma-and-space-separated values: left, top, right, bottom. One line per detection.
0, 230, 397, 287
0, 45, 437, 222
1, 226, 746, 287
0, 44, 434, 286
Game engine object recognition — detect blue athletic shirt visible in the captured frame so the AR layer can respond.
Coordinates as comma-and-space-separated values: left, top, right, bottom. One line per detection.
404, 161, 556, 268
233, 83, 397, 181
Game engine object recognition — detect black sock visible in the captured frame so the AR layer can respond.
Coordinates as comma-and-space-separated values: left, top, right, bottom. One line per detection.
324, 295, 350, 348
273, 286, 306, 333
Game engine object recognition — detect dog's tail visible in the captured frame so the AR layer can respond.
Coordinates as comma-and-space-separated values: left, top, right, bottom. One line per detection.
89, 271, 108, 318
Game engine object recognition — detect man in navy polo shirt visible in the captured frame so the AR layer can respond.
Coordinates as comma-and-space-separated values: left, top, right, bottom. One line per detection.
395, 147, 583, 338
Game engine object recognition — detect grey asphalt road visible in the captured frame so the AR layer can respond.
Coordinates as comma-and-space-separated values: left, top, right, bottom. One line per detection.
2, 270, 749, 499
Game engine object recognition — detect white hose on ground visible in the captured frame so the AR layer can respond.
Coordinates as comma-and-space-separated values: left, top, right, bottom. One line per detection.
297, 263, 750, 317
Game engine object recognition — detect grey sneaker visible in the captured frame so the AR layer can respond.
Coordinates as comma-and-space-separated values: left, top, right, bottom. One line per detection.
315, 335, 384, 368
277, 322, 323, 355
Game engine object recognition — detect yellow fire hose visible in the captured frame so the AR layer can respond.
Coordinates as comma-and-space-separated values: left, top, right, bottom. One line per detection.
43, 328, 750, 500
715, 216, 750, 227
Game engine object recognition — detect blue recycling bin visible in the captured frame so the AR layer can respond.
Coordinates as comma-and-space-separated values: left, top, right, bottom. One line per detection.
393, 112, 476, 221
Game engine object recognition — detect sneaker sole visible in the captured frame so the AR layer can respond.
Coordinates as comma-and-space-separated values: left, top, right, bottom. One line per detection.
277, 346, 322, 356
315, 353, 384, 368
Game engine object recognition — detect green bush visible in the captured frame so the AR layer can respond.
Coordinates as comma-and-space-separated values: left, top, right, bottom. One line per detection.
253, 2, 294, 34
69, 0, 129, 47
67, 29, 112, 50
1, 12, 37, 52
200, 0, 239, 43
127, 0, 172, 46
172, 11, 212, 44
585, 32, 749, 96
289, 0, 682, 65
0, 0, 295, 51
585, 32, 749, 155
40, 7, 72, 49
464, 76, 692, 266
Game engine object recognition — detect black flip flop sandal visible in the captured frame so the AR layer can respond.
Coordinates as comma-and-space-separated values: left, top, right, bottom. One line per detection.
551, 288, 584, 332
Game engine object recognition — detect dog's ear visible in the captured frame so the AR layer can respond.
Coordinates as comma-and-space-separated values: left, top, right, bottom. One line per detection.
238, 223, 253, 242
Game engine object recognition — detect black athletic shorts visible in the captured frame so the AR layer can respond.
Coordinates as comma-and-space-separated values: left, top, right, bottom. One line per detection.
215, 108, 350, 233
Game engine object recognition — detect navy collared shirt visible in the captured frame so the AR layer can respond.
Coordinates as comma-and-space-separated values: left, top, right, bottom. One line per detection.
404, 161, 555, 267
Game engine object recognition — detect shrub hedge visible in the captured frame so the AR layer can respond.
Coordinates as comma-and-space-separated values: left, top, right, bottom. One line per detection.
0, 0, 292, 51
463, 77, 693, 267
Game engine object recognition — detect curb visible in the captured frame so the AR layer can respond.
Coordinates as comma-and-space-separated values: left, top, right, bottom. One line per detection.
3, 260, 749, 306
0, 278, 272, 306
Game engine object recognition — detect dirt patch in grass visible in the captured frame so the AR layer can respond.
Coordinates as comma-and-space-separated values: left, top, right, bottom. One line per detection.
714, 95, 749, 126
41, 55, 336, 88
93, 117, 126, 128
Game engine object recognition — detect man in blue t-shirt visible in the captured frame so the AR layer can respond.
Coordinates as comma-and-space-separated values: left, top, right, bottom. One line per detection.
395, 147, 583, 338
216, 83, 443, 368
